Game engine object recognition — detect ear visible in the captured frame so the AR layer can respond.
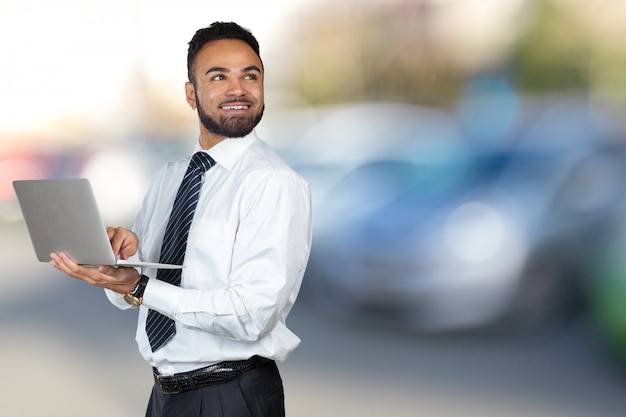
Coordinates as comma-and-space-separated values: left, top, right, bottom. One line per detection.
185, 82, 197, 109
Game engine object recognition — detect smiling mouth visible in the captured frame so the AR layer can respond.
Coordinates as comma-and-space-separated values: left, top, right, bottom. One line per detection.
221, 104, 250, 111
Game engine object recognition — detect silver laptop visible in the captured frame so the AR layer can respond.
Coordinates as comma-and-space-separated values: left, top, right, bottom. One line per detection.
12, 178, 182, 269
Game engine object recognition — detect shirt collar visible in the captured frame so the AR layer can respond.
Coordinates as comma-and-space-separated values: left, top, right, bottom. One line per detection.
193, 130, 257, 171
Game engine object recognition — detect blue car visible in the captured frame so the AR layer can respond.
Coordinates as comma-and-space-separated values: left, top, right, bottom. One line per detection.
286, 101, 625, 333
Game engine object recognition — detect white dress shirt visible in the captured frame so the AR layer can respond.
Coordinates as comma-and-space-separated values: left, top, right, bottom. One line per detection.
105, 131, 312, 375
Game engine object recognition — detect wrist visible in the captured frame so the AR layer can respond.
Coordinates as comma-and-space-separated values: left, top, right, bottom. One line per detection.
123, 275, 149, 307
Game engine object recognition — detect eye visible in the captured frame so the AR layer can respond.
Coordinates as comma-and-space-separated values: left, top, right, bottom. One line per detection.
211, 74, 226, 81
244, 74, 258, 81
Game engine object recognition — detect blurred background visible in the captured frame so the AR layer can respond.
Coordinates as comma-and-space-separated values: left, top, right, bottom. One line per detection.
2, 0, 626, 415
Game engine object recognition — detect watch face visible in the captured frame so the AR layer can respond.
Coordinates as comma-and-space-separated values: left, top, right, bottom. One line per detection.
124, 294, 141, 307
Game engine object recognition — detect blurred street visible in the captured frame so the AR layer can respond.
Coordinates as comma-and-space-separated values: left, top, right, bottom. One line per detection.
2, 220, 626, 417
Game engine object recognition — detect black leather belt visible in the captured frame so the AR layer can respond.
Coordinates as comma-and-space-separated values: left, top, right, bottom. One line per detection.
153, 357, 264, 395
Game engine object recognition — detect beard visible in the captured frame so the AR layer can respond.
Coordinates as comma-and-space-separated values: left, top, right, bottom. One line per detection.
196, 96, 264, 138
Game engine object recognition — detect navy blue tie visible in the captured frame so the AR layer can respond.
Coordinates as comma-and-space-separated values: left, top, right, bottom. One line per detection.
146, 151, 215, 352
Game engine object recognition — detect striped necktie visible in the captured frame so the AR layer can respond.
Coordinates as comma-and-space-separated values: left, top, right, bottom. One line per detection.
146, 151, 215, 352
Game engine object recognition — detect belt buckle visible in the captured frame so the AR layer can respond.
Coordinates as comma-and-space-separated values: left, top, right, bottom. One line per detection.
155, 374, 183, 395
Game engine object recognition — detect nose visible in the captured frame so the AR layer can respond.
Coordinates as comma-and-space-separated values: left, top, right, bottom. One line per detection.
226, 78, 244, 96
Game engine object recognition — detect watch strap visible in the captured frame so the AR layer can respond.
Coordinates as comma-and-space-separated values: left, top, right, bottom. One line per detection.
124, 275, 149, 307
130, 274, 149, 298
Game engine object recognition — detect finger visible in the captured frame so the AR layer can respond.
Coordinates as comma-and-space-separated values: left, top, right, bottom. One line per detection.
107, 226, 123, 256
50, 252, 85, 279
50, 252, 73, 271
109, 227, 138, 260
118, 238, 137, 260
98, 264, 113, 275
114, 229, 139, 260
108, 227, 123, 257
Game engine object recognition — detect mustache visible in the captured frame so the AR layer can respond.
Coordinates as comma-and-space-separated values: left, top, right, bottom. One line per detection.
220, 97, 254, 105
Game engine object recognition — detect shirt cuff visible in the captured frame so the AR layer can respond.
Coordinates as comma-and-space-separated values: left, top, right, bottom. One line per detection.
142, 277, 184, 318
104, 288, 132, 310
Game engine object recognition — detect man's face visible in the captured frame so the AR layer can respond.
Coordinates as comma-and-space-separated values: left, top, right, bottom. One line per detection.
186, 39, 264, 144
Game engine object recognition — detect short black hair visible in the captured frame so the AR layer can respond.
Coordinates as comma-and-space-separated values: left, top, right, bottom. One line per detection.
187, 21, 261, 84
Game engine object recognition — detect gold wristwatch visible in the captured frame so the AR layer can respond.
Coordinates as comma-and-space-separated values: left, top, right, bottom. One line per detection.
124, 275, 149, 307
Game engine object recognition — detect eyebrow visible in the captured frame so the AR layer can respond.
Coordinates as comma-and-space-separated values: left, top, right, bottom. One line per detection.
205, 65, 262, 76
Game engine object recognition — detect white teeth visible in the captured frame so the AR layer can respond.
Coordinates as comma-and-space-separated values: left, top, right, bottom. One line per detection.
222, 105, 248, 110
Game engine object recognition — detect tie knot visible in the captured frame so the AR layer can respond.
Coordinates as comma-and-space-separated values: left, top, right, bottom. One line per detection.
190, 152, 215, 173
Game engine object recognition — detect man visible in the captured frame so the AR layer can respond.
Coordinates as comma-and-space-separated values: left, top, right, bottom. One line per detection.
50, 21, 312, 417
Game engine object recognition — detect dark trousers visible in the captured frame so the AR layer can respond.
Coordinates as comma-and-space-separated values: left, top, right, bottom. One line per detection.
145, 359, 285, 417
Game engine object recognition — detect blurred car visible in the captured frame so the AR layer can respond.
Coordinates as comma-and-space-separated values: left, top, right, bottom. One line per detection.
284, 100, 626, 333
585, 214, 626, 365
0, 145, 84, 223
1, 138, 188, 226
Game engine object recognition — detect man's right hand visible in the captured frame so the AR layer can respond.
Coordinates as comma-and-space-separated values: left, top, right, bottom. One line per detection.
107, 227, 139, 260
50, 252, 141, 294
